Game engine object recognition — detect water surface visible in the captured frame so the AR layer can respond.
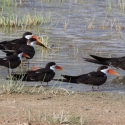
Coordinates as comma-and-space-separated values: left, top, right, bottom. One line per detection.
0, 0, 125, 93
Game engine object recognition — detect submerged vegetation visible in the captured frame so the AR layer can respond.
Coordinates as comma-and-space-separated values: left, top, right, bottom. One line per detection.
0, 13, 50, 28
0, 0, 124, 28
0, 0, 50, 27
106, 0, 125, 12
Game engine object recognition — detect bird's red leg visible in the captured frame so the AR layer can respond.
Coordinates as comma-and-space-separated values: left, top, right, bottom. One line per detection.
92, 86, 94, 91
46, 82, 48, 86
98, 86, 100, 91
28, 61, 29, 70
40, 82, 43, 86
8, 69, 9, 74
12, 70, 14, 74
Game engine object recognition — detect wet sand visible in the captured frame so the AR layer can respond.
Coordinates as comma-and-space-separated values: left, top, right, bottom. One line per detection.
0, 88, 125, 125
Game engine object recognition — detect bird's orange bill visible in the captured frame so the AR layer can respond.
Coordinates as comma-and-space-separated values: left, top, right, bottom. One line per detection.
55, 65, 64, 70
22, 53, 30, 58
108, 69, 120, 76
32, 35, 47, 49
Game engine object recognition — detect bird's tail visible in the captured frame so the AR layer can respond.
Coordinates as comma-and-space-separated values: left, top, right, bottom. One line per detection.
2, 50, 14, 56
0, 45, 5, 50
6, 73, 37, 81
0, 41, 9, 50
6, 73, 27, 81
52, 78, 78, 83
83, 55, 110, 65
0, 41, 8, 44
62, 74, 82, 80
90, 55, 111, 61
84, 58, 103, 64
0, 58, 6, 64
53, 74, 82, 83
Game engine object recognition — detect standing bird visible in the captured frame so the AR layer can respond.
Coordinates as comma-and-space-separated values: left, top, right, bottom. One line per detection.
19, 37, 47, 59
0, 50, 30, 73
2, 37, 47, 58
53, 66, 119, 91
8, 62, 64, 85
2, 37, 47, 68
0, 32, 45, 50
84, 55, 125, 70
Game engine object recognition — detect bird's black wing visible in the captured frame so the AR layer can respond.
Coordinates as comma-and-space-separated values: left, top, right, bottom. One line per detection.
27, 68, 53, 76
0, 38, 26, 50
0, 55, 17, 62
77, 71, 107, 86
2, 50, 14, 56
27, 68, 54, 81
19, 45, 35, 59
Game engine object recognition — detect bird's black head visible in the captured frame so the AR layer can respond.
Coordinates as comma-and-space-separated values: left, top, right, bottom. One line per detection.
29, 38, 36, 42
22, 32, 33, 39
45, 62, 64, 71
97, 66, 108, 72
45, 62, 56, 68
27, 38, 37, 45
97, 65, 119, 76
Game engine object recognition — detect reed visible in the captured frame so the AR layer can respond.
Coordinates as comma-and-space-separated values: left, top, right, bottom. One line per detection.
106, 0, 125, 12
0, 12, 50, 28
1, 0, 12, 7
3, 77, 25, 94
0, 0, 50, 27
26, 108, 86, 125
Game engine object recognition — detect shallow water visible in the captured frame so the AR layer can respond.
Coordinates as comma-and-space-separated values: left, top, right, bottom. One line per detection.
0, 0, 125, 93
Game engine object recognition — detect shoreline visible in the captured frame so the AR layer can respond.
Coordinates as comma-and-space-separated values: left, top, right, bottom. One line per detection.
0, 87, 125, 125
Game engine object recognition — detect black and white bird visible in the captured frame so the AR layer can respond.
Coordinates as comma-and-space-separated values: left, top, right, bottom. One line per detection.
53, 66, 119, 91
84, 54, 125, 70
0, 50, 30, 73
3, 37, 47, 59
0, 32, 46, 50
9, 62, 64, 85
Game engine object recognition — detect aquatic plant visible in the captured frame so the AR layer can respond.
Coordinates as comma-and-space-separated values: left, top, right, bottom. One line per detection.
0, 0, 50, 28
0, 12, 50, 28
106, 0, 125, 12
3, 77, 25, 94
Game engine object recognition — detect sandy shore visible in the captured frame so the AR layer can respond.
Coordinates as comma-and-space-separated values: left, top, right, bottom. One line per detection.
0, 88, 125, 125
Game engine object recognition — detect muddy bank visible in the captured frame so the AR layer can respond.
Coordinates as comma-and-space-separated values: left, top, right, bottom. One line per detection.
0, 90, 125, 125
